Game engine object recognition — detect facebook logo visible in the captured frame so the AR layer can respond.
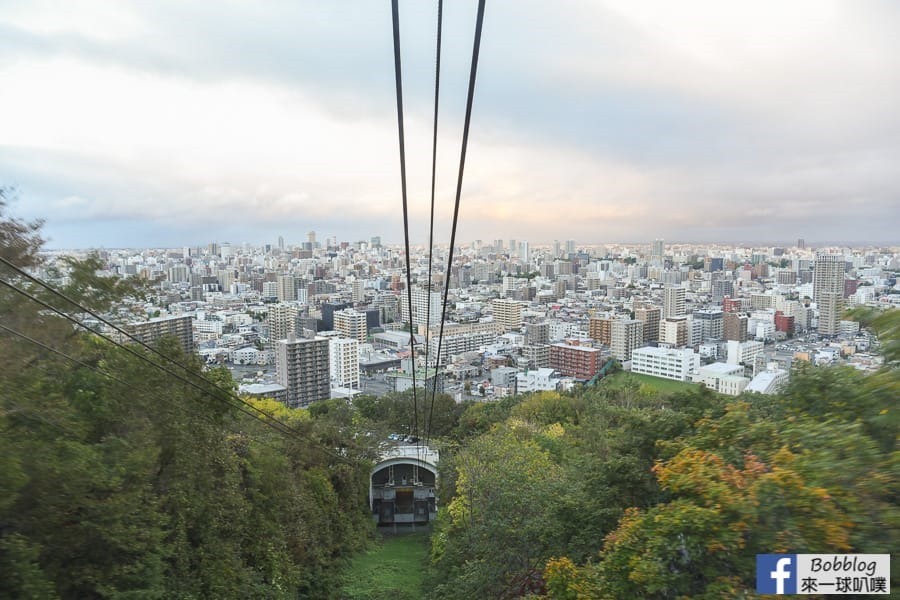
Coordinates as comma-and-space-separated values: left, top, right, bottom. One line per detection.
757, 554, 798, 594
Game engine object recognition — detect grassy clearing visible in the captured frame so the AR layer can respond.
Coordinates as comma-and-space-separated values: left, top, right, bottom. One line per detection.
339, 531, 430, 600
603, 370, 698, 394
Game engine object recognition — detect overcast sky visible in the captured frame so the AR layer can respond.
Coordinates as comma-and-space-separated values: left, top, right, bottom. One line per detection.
1, 0, 898, 249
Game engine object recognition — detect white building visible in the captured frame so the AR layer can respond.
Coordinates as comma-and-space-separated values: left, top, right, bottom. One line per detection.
400, 286, 443, 328
663, 285, 686, 319
726, 340, 765, 366
194, 319, 224, 335
745, 365, 790, 394
516, 368, 560, 393
329, 337, 360, 389
630, 346, 699, 382
693, 363, 750, 396
231, 346, 267, 366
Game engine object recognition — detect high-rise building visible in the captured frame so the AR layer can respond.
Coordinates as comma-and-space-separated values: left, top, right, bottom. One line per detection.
634, 305, 661, 343
723, 312, 749, 342
399, 286, 443, 328
492, 298, 524, 332
813, 253, 845, 336
611, 319, 644, 362
693, 308, 724, 340
277, 274, 297, 302
525, 321, 550, 345
550, 343, 602, 379
262, 281, 278, 299
518, 241, 530, 264
722, 296, 743, 313
267, 303, 302, 352
334, 308, 367, 343
351, 279, 366, 303
329, 337, 360, 389
320, 301, 352, 331
651, 239, 665, 263
713, 279, 734, 301
663, 285, 686, 319
276, 334, 330, 408
522, 344, 551, 369
168, 264, 190, 283
565, 239, 576, 255
660, 317, 689, 348
127, 315, 194, 355
774, 311, 795, 336
588, 316, 613, 346
552, 240, 561, 258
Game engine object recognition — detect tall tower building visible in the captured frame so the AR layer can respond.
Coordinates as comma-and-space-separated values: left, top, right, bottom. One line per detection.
492, 299, 524, 332
277, 274, 297, 302
518, 241, 530, 264
127, 315, 194, 355
565, 239, 576, 256
267, 304, 302, 352
723, 312, 749, 342
663, 285, 686, 319
351, 279, 366, 303
693, 308, 724, 341
813, 253, 845, 336
275, 334, 330, 408
329, 337, 360, 389
634, 305, 661, 343
611, 319, 644, 362
334, 308, 367, 343
588, 316, 613, 346
651, 239, 665, 263
399, 286, 443, 328
525, 321, 550, 345
660, 317, 689, 348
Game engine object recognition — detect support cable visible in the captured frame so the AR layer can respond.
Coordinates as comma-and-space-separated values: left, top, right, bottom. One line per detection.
0, 256, 311, 440
426, 0, 486, 446
422, 0, 443, 450
390, 0, 420, 450
0, 273, 355, 464
0, 322, 285, 453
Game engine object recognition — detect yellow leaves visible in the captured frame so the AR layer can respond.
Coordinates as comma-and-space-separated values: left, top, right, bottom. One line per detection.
544, 422, 565, 439
545, 556, 584, 600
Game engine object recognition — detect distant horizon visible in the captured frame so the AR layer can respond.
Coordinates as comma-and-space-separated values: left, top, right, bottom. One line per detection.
39, 237, 900, 254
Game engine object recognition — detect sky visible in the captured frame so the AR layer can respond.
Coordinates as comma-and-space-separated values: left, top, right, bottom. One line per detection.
1, 0, 898, 249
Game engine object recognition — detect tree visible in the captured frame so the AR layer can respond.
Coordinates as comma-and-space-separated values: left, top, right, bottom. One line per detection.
430, 423, 566, 599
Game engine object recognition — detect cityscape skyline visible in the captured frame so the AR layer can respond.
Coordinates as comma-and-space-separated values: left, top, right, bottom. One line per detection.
2, 1, 899, 248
